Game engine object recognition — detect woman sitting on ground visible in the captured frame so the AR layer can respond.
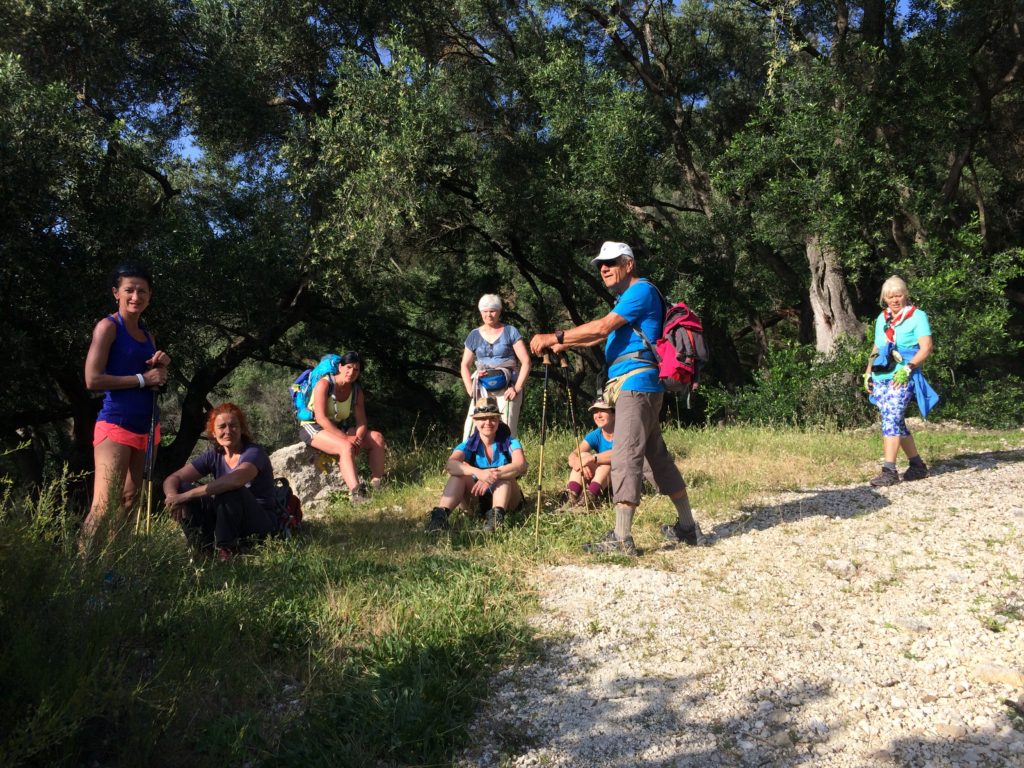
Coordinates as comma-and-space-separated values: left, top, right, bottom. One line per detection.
460, 294, 531, 439
560, 397, 616, 510
427, 399, 527, 534
299, 350, 386, 504
863, 275, 938, 486
163, 403, 280, 560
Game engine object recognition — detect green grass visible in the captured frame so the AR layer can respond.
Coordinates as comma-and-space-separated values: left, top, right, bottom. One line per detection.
1, 423, 1021, 766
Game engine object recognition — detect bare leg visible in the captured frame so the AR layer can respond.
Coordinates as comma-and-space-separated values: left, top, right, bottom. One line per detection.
358, 429, 387, 484
592, 465, 612, 493
883, 435, 901, 463
899, 434, 920, 461
310, 431, 360, 489
438, 475, 473, 510
491, 479, 522, 511
81, 439, 134, 550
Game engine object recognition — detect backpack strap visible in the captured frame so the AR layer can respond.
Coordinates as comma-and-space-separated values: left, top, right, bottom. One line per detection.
610, 278, 665, 369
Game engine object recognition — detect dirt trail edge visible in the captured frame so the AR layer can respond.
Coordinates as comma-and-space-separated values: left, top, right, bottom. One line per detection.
458, 449, 1024, 768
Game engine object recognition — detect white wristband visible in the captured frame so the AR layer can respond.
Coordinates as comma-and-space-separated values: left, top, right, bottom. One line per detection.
136, 373, 145, 388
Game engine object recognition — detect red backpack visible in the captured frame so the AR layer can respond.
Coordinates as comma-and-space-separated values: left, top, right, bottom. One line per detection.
631, 280, 710, 393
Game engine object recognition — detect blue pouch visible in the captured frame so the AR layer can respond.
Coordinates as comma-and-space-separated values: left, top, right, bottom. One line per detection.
479, 369, 511, 392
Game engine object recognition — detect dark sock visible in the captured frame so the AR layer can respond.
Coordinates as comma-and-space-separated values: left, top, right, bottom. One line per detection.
586, 481, 602, 497
909, 456, 925, 467
567, 481, 583, 496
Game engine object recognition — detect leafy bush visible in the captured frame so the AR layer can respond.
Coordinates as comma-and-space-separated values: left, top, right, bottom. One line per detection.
935, 374, 1024, 429
703, 339, 875, 429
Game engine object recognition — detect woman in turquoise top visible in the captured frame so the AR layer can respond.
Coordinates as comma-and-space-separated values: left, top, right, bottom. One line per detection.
559, 397, 616, 510
863, 275, 936, 487
426, 399, 526, 534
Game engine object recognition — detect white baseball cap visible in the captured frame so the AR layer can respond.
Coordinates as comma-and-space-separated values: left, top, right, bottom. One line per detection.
591, 241, 635, 267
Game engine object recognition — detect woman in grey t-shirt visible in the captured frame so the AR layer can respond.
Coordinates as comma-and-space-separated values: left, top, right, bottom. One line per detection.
459, 294, 531, 439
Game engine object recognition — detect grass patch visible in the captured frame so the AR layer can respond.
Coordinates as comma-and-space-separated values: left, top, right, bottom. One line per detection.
1, 423, 1020, 765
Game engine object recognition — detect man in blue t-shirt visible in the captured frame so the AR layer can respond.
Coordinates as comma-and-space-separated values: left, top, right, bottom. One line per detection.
530, 241, 702, 556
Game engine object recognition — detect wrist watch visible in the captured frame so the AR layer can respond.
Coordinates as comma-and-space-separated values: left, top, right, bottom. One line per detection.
555, 330, 564, 344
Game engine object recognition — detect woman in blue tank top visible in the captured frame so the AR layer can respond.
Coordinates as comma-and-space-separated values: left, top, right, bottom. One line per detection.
81, 263, 171, 550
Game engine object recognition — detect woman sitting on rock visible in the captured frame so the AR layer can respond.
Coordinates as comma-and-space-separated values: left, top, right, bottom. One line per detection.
299, 350, 386, 504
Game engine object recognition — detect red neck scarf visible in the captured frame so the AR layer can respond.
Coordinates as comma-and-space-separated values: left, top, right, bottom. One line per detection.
883, 305, 916, 344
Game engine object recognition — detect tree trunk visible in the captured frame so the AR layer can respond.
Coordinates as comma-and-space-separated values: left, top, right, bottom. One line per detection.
805, 235, 864, 354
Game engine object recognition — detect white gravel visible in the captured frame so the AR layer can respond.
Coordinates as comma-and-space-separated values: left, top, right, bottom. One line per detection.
458, 449, 1024, 767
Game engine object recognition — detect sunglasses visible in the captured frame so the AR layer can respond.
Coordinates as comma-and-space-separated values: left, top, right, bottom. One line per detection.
597, 257, 625, 270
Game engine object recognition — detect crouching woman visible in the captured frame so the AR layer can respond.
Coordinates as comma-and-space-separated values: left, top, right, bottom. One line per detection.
163, 403, 280, 559
426, 399, 526, 534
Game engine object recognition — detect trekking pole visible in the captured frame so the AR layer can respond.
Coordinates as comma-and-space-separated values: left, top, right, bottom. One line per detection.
559, 354, 591, 514
140, 387, 160, 535
534, 353, 551, 543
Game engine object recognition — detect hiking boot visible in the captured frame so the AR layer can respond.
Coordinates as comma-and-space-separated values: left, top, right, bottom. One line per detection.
482, 506, 505, 533
557, 490, 581, 512
661, 521, 702, 546
902, 462, 929, 482
349, 483, 370, 505
426, 506, 450, 533
216, 546, 236, 562
582, 529, 638, 557
869, 467, 901, 487
580, 490, 605, 511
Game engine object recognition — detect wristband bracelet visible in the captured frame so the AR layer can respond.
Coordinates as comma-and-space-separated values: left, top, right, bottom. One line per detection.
555, 330, 565, 345
136, 373, 146, 388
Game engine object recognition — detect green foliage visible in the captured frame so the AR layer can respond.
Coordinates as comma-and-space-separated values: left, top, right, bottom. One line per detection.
702, 339, 875, 429
937, 375, 1024, 430
0, 464, 530, 767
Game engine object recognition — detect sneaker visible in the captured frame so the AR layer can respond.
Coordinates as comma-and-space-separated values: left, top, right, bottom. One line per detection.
902, 463, 929, 482
426, 507, 450, 533
582, 529, 638, 557
216, 546, 236, 562
869, 467, 901, 487
349, 483, 370, 505
482, 506, 505, 533
661, 521, 702, 546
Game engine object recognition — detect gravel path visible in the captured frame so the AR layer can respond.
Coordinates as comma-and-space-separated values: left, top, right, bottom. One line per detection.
458, 449, 1024, 767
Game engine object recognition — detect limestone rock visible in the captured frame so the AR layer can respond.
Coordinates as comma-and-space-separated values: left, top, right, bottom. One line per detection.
974, 663, 1024, 688
269, 443, 346, 509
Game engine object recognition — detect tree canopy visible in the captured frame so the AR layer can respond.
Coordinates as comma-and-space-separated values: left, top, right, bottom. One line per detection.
2, 0, 1021, 484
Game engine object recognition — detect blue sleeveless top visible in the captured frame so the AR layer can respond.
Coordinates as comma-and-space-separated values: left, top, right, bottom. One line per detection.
96, 313, 159, 434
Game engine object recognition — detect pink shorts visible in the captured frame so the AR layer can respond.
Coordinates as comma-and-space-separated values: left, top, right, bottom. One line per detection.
93, 420, 161, 452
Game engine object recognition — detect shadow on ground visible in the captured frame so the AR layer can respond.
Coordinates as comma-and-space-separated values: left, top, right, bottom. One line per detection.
465, 649, 1024, 767
705, 448, 1024, 546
